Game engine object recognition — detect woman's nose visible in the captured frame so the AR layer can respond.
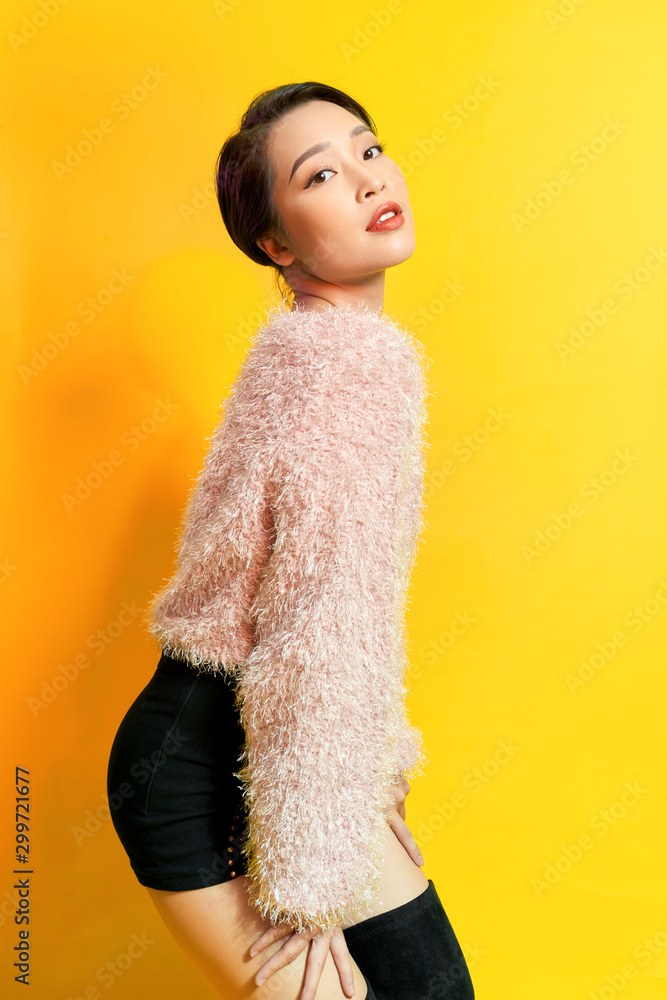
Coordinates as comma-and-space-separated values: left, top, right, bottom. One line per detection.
359, 169, 385, 198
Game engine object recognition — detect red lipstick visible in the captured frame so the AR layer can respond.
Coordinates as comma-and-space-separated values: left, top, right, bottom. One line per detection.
366, 201, 405, 232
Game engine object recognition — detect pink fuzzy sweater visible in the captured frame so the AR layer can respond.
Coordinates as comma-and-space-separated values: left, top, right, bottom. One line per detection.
143, 301, 431, 932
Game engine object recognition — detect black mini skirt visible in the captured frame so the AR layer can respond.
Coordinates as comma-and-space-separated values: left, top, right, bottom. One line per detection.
106, 650, 249, 891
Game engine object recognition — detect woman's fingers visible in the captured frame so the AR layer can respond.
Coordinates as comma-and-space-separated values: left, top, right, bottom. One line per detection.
388, 810, 425, 866
329, 924, 356, 997
252, 925, 347, 1000
248, 922, 293, 957
387, 776, 423, 864
388, 776, 410, 820
254, 928, 310, 986
298, 929, 333, 1000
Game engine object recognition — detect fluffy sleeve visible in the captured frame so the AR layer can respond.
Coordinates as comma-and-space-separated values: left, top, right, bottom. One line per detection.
142, 367, 277, 671
232, 315, 429, 932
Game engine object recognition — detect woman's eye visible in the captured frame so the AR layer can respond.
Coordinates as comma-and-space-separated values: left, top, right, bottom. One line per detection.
305, 143, 386, 188
306, 168, 335, 188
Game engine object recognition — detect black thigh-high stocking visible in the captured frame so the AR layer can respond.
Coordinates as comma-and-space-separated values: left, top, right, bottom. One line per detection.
361, 973, 379, 998
343, 879, 475, 1000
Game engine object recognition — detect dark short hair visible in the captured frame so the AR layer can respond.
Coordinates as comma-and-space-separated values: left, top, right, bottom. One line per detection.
213, 82, 377, 299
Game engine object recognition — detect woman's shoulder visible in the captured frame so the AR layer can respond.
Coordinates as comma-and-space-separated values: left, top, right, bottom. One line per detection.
220, 302, 431, 450
246, 301, 430, 384
219, 302, 430, 456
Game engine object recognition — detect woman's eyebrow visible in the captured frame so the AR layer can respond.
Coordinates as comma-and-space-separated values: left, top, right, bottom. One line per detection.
288, 124, 373, 185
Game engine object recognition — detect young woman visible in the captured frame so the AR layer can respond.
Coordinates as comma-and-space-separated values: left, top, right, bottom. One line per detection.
107, 82, 474, 1000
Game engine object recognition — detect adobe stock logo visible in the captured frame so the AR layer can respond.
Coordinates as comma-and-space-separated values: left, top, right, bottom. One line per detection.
340, 1, 404, 62
61, 397, 180, 514
531, 781, 649, 899
565, 578, 667, 694
545, 0, 589, 30
51, 66, 169, 181
8, 0, 71, 53
18, 268, 135, 384
511, 117, 629, 234
555, 245, 667, 361
521, 448, 639, 566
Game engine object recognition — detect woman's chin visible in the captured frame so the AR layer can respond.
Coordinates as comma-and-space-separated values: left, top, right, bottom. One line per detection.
377, 237, 417, 270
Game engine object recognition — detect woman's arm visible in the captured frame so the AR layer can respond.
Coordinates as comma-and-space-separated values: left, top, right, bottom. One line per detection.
247, 775, 423, 997
232, 324, 428, 935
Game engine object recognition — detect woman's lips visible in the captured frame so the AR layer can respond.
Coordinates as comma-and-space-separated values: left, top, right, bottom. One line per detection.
367, 212, 405, 232
366, 201, 405, 232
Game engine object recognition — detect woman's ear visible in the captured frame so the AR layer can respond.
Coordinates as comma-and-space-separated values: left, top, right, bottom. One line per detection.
256, 234, 296, 267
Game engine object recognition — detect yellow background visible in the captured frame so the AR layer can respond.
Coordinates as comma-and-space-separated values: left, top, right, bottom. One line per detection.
2, 0, 666, 996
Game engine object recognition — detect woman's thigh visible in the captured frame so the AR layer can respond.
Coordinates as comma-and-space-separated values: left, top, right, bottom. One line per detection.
145, 874, 368, 999
145, 818, 427, 998
347, 817, 430, 925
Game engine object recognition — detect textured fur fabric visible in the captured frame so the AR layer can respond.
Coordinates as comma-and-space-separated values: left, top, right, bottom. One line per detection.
143, 301, 432, 931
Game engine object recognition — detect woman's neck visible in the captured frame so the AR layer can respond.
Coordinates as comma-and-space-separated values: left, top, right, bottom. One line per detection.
285, 264, 386, 314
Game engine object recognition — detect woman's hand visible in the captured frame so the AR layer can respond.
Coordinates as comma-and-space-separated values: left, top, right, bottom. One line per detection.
247, 775, 422, 996
386, 774, 425, 867
249, 921, 355, 999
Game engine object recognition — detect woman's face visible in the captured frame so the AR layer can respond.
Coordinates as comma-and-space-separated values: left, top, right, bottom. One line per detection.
257, 100, 416, 286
